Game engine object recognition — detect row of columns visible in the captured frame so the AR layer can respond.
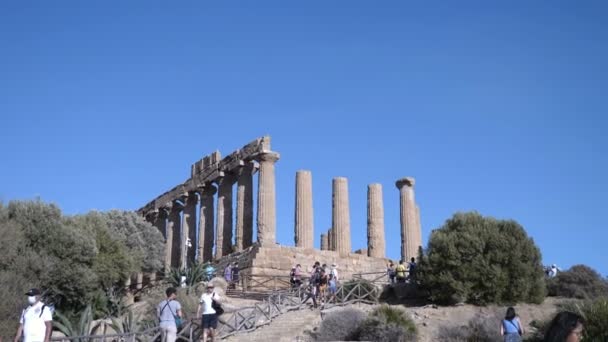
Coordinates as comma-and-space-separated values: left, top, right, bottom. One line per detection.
294, 172, 422, 263
147, 151, 280, 272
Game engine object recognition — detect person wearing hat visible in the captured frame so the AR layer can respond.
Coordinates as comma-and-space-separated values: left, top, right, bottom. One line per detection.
196, 284, 222, 342
14, 288, 52, 342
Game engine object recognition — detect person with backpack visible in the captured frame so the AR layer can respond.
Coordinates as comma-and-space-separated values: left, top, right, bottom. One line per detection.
500, 307, 524, 342
318, 269, 329, 303
157, 287, 183, 342
407, 257, 417, 283
387, 261, 396, 284
14, 288, 52, 342
231, 262, 240, 289
289, 267, 297, 287
301, 281, 318, 309
311, 265, 323, 299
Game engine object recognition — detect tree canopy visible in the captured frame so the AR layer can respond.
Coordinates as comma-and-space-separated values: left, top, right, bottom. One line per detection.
418, 211, 546, 305
0, 199, 165, 337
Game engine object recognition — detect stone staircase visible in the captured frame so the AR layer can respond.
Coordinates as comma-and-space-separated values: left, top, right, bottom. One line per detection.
223, 308, 321, 342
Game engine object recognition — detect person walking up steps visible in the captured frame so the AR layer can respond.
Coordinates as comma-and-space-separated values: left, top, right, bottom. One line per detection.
197, 284, 222, 342
157, 287, 182, 342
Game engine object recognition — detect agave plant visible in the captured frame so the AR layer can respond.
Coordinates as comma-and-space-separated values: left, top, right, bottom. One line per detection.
109, 308, 141, 334
167, 262, 209, 290
53, 305, 96, 342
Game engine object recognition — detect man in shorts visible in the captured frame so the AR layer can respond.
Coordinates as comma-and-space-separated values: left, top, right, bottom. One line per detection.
197, 284, 221, 342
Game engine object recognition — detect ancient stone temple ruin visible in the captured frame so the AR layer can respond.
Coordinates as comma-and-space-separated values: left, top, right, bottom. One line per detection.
137, 136, 423, 279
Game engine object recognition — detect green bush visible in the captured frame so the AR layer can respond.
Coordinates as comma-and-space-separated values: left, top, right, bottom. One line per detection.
355, 305, 417, 342
547, 265, 608, 300
417, 212, 546, 305
560, 298, 608, 341
314, 307, 366, 341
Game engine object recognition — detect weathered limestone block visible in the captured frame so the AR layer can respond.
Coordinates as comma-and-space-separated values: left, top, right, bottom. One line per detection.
294, 170, 314, 248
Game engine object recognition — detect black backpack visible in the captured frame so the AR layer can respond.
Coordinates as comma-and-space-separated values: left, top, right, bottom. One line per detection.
312, 269, 322, 285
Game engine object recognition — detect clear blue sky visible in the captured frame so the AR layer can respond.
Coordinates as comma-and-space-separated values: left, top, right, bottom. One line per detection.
1, 1, 607, 275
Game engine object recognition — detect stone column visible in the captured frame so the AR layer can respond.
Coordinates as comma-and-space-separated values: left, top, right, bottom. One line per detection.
167, 203, 182, 269
256, 151, 280, 247
320, 233, 328, 251
294, 170, 314, 248
415, 205, 422, 257
148, 272, 157, 286
135, 272, 144, 290
328, 228, 334, 251
215, 174, 235, 259
197, 185, 216, 263
332, 177, 351, 255
182, 193, 198, 267
367, 183, 386, 258
396, 177, 421, 262
236, 162, 255, 252
159, 207, 171, 272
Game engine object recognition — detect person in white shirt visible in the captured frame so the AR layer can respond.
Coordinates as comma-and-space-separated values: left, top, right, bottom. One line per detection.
330, 264, 339, 283
14, 288, 52, 342
196, 284, 221, 342
548, 264, 559, 278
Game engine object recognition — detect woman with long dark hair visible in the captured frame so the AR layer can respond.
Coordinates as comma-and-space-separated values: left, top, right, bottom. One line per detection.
543, 311, 585, 342
500, 307, 524, 342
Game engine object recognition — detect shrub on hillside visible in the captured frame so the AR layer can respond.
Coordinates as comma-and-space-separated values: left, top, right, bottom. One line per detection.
355, 305, 417, 342
417, 212, 546, 305
314, 308, 366, 341
547, 265, 608, 299
437, 311, 503, 342
560, 297, 608, 341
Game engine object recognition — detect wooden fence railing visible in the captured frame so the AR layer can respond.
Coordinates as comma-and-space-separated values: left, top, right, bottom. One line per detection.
352, 271, 391, 284
202, 280, 380, 339
50, 276, 381, 341
49, 326, 163, 341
